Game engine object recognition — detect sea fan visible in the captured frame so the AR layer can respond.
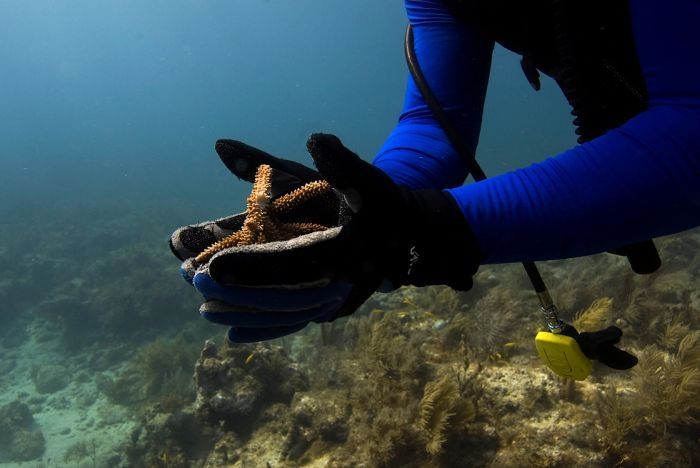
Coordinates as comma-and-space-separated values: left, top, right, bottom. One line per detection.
574, 297, 613, 331
657, 319, 691, 351
419, 375, 458, 456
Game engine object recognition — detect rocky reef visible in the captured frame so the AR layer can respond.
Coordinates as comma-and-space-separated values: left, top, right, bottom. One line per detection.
120, 229, 699, 468
1, 193, 698, 467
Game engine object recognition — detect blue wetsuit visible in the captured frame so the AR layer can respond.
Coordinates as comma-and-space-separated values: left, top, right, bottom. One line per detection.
374, 0, 700, 264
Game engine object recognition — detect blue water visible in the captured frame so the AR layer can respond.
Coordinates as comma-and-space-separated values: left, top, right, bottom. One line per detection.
0, 0, 573, 221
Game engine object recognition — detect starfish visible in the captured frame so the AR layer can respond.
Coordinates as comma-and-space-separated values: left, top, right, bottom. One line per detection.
195, 164, 334, 264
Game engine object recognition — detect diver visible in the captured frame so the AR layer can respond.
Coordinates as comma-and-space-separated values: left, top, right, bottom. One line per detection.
170, 0, 700, 372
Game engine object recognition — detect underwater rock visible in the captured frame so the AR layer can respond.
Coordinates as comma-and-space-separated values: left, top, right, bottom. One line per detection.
0, 401, 33, 432
62, 439, 99, 467
126, 409, 211, 468
208, 382, 261, 417
193, 339, 308, 435
7, 429, 45, 462
201, 432, 242, 467
31, 363, 70, 394
291, 391, 350, 444
75, 389, 98, 408
0, 401, 46, 462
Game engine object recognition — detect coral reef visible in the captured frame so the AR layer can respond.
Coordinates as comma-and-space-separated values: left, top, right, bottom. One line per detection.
193, 339, 308, 432
122, 338, 309, 467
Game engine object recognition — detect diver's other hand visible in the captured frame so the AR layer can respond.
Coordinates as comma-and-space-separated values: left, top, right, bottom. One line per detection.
195, 133, 481, 342
306, 133, 481, 290
567, 325, 638, 370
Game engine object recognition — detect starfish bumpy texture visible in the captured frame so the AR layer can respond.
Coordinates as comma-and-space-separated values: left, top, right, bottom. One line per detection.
195, 164, 334, 264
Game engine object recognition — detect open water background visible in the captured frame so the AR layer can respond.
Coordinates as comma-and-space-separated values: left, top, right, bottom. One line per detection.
0, 0, 573, 227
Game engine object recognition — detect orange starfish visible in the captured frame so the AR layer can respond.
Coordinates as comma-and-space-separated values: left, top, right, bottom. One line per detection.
195, 164, 334, 264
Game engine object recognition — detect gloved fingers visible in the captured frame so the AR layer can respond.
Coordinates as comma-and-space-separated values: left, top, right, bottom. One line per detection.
227, 323, 309, 343
597, 346, 639, 370
193, 268, 353, 311
599, 326, 623, 344
575, 327, 620, 356
208, 226, 352, 287
199, 299, 340, 328
215, 139, 324, 193
306, 133, 402, 215
180, 259, 198, 285
170, 212, 247, 261
576, 326, 638, 370
583, 326, 623, 348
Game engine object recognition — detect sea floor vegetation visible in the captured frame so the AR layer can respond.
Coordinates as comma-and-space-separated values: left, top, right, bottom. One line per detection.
0, 200, 698, 467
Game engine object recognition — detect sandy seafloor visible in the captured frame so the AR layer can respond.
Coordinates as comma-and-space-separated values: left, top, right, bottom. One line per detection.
0, 321, 136, 466
0, 201, 698, 467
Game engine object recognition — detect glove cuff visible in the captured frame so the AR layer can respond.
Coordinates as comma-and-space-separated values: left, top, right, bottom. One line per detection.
400, 189, 481, 290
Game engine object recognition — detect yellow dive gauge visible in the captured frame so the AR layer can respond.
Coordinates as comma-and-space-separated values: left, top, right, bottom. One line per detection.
535, 331, 592, 381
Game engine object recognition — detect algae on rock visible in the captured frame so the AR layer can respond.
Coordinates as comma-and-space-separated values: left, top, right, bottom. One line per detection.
63, 439, 98, 467
0, 401, 45, 463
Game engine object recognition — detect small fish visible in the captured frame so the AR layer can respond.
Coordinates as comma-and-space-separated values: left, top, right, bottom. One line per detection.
504, 342, 517, 348
245, 352, 256, 365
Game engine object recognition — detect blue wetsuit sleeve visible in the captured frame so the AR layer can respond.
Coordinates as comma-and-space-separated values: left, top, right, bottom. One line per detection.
446, 0, 700, 263
372, 0, 494, 190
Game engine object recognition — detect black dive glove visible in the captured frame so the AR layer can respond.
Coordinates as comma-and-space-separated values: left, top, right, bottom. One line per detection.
563, 324, 638, 370
170, 133, 480, 342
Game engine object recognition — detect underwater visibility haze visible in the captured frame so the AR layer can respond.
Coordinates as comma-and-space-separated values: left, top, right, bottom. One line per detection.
0, 0, 698, 466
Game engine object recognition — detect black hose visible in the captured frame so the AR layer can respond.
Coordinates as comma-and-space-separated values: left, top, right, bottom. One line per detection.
404, 24, 548, 294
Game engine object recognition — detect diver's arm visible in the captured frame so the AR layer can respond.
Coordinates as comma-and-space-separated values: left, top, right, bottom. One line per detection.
372, 0, 494, 190
447, 0, 700, 263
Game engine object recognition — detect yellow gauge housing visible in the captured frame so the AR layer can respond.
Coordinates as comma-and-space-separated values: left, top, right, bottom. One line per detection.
535, 331, 592, 381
